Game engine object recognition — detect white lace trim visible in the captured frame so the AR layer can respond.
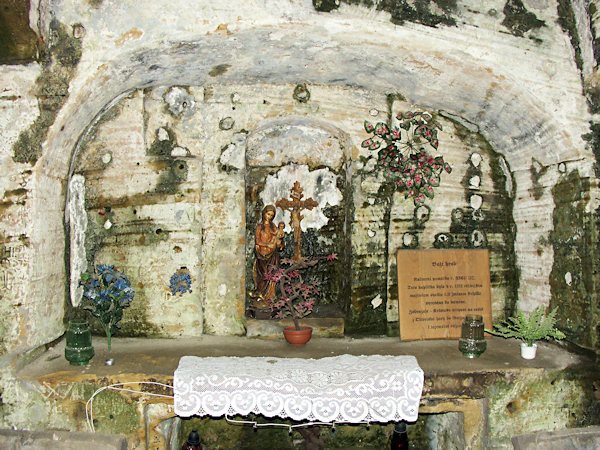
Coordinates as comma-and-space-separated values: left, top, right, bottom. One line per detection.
174, 354, 423, 423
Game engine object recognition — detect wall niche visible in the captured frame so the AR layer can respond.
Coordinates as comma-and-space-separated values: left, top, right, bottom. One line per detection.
244, 117, 353, 320
66, 83, 518, 338
68, 88, 203, 337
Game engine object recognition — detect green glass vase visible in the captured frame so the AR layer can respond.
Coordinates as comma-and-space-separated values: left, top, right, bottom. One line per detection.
64, 320, 94, 366
458, 314, 486, 358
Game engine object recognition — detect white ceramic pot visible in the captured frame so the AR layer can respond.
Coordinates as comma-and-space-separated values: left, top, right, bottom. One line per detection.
520, 342, 537, 359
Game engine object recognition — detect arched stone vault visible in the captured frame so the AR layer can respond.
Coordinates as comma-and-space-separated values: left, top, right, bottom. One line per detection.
23, 20, 594, 350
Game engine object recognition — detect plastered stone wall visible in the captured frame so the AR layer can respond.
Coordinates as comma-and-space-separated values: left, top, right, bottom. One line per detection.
0, 0, 598, 352
71, 89, 204, 336
0, 0, 598, 447
0, 64, 53, 354
383, 113, 517, 326
64, 80, 544, 337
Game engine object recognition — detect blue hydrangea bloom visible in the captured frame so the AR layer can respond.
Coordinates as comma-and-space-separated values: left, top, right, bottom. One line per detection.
79, 264, 134, 339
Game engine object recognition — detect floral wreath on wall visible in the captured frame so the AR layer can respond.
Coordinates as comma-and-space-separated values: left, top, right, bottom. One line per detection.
362, 111, 451, 206
169, 268, 193, 296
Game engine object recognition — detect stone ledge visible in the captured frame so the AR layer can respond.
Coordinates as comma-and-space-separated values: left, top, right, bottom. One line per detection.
0, 429, 127, 450
18, 335, 589, 382
245, 317, 344, 338
512, 425, 600, 449
11, 336, 598, 450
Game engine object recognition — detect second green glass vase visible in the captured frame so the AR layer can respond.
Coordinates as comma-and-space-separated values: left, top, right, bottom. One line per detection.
64, 320, 94, 366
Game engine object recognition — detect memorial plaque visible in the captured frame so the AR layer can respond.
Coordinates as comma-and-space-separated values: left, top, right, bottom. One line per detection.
397, 249, 492, 340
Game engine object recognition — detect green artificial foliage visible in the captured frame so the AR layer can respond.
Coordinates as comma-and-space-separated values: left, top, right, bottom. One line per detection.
488, 306, 566, 346
361, 111, 451, 206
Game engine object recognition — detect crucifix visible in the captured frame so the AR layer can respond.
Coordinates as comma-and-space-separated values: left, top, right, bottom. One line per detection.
276, 181, 318, 261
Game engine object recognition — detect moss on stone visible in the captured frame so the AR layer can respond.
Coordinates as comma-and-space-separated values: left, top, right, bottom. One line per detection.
179, 415, 395, 448
550, 170, 598, 349
319, 422, 392, 447
501, 0, 545, 38
451, 119, 519, 317
117, 297, 163, 337
208, 64, 231, 77
590, 3, 600, 78
386, 320, 399, 337
339, 0, 457, 27
147, 127, 175, 157
486, 368, 600, 445
155, 159, 189, 194
528, 158, 548, 200
346, 300, 387, 335
582, 122, 600, 178
12, 19, 81, 164
179, 415, 295, 449
557, 0, 583, 77
347, 172, 389, 335
382, 0, 457, 27
77, 384, 141, 435
0, 0, 39, 64
313, 0, 340, 12
65, 277, 163, 338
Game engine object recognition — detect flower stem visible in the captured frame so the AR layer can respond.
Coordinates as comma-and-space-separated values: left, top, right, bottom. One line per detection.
104, 325, 112, 352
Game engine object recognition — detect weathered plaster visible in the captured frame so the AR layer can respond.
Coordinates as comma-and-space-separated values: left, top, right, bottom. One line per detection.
0, 64, 41, 354
260, 164, 343, 233
1, 1, 600, 448
69, 89, 203, 337
247, 117, 348, 170
0, 0, 595, 353
68, 174, 87, 307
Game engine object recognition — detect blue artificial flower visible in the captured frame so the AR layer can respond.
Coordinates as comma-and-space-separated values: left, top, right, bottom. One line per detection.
169, 270, 193, 296
79, 264, 135, 350
96, 264, 114, 274
113, 277, 129, 291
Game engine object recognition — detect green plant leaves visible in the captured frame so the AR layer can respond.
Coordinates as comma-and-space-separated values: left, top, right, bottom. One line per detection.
361, 138, 381, 150
490, 306, 566, 346
361, 110, 451, 206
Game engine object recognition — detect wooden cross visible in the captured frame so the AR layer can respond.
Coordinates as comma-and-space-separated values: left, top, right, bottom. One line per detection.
276, 181, 318, 261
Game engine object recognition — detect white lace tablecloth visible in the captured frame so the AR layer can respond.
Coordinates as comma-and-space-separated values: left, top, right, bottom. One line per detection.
174, 354, 424, 423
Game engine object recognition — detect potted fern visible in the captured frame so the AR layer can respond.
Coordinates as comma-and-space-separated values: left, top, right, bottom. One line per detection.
487, 306, 565, 359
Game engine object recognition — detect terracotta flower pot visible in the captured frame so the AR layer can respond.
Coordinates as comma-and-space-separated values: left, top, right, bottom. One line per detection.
283, 326, 313, 346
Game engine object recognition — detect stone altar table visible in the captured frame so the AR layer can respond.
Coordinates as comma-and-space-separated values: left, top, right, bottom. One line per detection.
174, 354, 424, 423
